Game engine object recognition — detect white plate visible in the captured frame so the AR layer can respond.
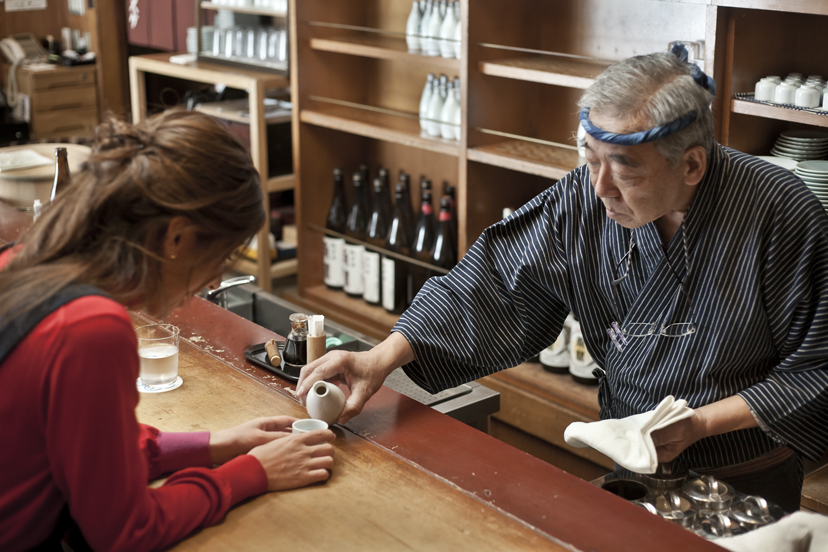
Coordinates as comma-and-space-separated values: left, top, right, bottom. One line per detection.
797, 160, 828, 172
755, 156, 798, 170
781, 130, 828, 141
0, 149, 52, 172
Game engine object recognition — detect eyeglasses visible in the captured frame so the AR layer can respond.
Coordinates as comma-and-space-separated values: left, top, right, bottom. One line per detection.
608, 229, 697, 349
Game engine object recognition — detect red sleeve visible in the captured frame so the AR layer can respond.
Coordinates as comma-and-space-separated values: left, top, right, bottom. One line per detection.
45, 304, 268, 552
138, 424, 213, 479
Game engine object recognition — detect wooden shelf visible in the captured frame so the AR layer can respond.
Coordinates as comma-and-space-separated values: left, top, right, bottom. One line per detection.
235, 257, 298, 280
468, 140, 583, 180
300, 103, 461, 156
479, 56, 611, 89
713, 0, 828, 16
731, 99, 828, 128
200, 2, 287, 17
310, 35, 461, 69
267, 173, 295, 192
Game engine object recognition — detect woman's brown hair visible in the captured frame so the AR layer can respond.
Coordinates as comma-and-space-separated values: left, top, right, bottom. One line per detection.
0, 109, 265, 322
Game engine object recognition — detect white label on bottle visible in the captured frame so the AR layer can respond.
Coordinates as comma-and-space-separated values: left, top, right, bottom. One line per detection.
343, 243, 364, 295
323, 236, 345, 287
363, 250, 381, 303
382, 257, 396, 311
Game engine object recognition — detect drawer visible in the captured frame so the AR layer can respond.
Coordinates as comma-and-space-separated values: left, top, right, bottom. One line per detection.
27, 67, 97, 91
32, 107, 99, 138
33, 85, 98, 111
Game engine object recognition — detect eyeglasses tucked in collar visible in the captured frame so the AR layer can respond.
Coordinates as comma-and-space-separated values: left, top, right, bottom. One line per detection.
608, 228, 697, 351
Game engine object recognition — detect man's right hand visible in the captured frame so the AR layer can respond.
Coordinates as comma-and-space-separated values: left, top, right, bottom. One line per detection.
295, 332, 415, 424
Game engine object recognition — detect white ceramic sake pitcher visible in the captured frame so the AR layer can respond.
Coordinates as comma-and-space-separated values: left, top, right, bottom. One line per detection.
306, 381, 346, 425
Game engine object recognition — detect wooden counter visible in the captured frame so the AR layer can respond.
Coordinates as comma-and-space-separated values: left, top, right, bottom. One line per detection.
133, 298, 721, 551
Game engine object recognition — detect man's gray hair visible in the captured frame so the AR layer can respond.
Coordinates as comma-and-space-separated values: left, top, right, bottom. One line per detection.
578, 51, 715, 166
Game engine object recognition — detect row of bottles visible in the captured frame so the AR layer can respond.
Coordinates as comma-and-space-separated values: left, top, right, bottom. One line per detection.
323, 166, 458, 314
420, 73, 461, 141
405, 0, 461, 59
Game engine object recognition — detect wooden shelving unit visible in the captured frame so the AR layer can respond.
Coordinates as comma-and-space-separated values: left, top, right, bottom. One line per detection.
310, 34, 461, 69
730, 100, 828, 129
478, 56, 610, 89
468, 140, 581, 180
200, 1, 287, 17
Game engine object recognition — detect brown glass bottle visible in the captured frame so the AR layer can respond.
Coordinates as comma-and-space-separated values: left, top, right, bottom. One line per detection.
411, 186, 436, 296
431, 195, 457, 271
398, 172, 416, 240
363, 177, 389, 305
50, 147, 71, 203
344, 172, 369, 298
323, 168, 348, 290
444, 184, 458, 250
382, 183, 413, 313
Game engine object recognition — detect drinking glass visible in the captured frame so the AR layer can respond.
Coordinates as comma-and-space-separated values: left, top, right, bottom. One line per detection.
135, 324, 180, 391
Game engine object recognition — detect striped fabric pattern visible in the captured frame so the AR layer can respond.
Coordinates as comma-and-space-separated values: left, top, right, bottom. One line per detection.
394, 144, 828, 469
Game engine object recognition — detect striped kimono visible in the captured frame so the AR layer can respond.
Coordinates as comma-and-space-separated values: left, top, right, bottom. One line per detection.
394, 144, 828, 470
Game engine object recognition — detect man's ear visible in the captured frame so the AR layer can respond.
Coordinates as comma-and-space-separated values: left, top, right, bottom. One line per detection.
683, 146, 707, 187
163, 216, 196, 260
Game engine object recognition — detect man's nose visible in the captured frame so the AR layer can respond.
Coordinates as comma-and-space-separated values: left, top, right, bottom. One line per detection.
592, 166, 618, 198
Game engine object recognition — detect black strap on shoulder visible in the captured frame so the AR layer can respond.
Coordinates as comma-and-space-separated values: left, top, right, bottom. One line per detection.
0, 284, 108, 365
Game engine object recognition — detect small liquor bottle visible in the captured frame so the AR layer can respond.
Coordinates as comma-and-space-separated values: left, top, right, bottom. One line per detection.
344, 172, 369, 297
430, 195, 457, 271
382, 183, 414, 314
50, 147, 72, 203
363, 177, 389, 306
283, 313, 309, 368
411, 186, 436, 296
323, 168, 348, 290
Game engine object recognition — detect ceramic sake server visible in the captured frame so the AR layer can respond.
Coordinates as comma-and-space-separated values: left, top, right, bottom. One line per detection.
306, 381, 346, 425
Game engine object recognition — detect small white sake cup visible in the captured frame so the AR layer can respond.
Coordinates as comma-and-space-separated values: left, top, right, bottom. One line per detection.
292, 419, 329, 434
774, 82, 797, 105
795, 85, 821, 108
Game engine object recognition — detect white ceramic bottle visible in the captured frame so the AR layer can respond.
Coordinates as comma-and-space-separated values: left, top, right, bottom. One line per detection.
419, 73, 435, 132
419, 0, 434, 55
405, 1, 422, 53
440, 80, 459, 140
439, 0, 458, 58
306, 381, 346, 425
453, 13, 462, 59
425, 77, 446, 137
451, 80, 461, 141
425, 0, 444, 56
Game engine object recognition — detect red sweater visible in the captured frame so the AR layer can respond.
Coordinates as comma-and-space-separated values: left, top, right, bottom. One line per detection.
0, 252, 267, 551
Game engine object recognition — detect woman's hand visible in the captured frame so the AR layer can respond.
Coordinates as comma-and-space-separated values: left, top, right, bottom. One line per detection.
209, 416, 297, 465
248, 429, 336, 491
295, 333, 415, 425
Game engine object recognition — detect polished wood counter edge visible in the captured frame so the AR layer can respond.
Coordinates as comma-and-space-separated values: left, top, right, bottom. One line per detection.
139, 297, 719, 551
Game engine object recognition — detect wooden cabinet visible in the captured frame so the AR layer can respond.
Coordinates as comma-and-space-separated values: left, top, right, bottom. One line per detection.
289, 0, 828, 474
14, 65, 99, 139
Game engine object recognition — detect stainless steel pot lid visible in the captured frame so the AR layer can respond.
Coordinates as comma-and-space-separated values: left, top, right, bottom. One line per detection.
681, 475, 735, 510
730, 496, 774, 527
650, 491, 696, 527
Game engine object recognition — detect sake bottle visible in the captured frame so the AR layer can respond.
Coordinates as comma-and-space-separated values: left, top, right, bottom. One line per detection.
378, 167, 393, 215
382, 183, 413, 314
363, 177, 389, 306
440, 79, 459, 140
430, 195, 457, 271
323, 168, 348, 290
398, 172, 416, 240
411, 185, 436, 295
453, 10, 462, 59
425, 0, 444, 56
344, 172, 369, 297
405, 0, 422, 52
50, 147, 71, 203
451, 79, 462, 141
420, 0, 434, 55
444, 184, 458, 249
425, 76, 446, 137
419, 73, 435, 133
439, 0, 458, 59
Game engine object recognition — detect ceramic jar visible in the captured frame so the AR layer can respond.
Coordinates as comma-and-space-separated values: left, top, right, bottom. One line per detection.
306, 381, 346, 424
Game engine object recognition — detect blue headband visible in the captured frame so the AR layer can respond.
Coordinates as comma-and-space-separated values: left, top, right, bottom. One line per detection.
580, 43, 715, 146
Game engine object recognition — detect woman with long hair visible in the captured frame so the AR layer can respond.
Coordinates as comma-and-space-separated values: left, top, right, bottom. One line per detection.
0, 110, 334, 551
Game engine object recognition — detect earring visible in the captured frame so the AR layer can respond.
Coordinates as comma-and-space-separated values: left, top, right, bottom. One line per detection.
170, 254, 177, 260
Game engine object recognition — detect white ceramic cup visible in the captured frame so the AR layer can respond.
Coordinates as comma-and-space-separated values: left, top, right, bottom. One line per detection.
823, 91, 828, 109
774, 82, 797, 105
755, 78, 777, 102
796, 84, 821, 108
292, 419, 329, 434
766, 75, 782, 84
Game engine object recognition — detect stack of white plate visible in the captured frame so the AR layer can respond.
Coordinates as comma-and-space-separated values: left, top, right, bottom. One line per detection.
796, 160, 828, 209
771, 130, 828, 161
186, 27, 198, 54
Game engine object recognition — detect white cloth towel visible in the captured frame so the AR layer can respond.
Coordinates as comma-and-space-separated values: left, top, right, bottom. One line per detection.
719, 512, 828, 552
564, 395, 694, 474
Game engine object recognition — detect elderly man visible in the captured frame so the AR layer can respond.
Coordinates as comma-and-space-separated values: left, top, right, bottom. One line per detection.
298, 47, 828, 513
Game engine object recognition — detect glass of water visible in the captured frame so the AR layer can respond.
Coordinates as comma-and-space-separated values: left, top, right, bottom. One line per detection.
135, 324, 180, 391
